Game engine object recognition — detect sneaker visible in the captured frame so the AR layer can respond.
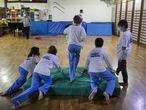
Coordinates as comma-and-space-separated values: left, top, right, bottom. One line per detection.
38, 90, 44, 100
103, 92, 110, 104
69, 79, 75, 84
88, 91, 96, 101
11, 101, 21, 110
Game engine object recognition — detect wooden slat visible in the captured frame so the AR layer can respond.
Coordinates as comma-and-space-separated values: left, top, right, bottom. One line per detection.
119, 0, 123, 20
131, 0, 136, 33
138, 0, 145, 45
140, 8, 146, 45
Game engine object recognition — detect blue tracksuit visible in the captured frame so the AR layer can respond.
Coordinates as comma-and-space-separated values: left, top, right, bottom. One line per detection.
6, 67, 28, 94
86, 48, 116, 95
11, 53, 59, 107
68, 44, 81, 81
11, 72, 52, 107
64, 24, 86, 81
89, 70, 115, 95
6, 56, 40, 95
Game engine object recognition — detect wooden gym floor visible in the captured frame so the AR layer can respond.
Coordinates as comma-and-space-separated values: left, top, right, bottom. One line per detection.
0, 35, 146, 110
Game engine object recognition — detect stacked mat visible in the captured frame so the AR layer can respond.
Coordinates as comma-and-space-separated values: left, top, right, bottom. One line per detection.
30, 21, 113, 36
21, 67, 121, 97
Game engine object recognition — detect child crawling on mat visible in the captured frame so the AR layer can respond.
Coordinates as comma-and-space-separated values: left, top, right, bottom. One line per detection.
0, 46, 40, 96
85, 38, 116, 104
10, 45, 61, 109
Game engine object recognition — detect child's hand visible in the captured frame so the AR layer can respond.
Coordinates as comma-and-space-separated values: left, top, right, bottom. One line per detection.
110, 69, 119, 77
111, 69, 116, 73
109, 68, 116, 74
83, 69, 88, 73
121, 49, 127, 60
82, 69, 88, 75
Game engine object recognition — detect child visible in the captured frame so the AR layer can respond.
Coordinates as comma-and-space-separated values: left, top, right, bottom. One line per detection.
86, 38, 116, 104
116, 20, 132, 86
0, 47, 40, 96
10, 45, 61, 108
64, 15, 86, 82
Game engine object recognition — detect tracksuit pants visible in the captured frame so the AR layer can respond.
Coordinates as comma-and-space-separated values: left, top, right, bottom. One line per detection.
68, 44, 81, 81
11, 72, 52, 107
23, 26, 30, 39
116, 60, 128, 83
89, 70, 116, 96
6, 67, 28, 95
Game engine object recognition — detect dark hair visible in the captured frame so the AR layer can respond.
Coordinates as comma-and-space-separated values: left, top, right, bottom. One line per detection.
118, 20, 128, 29
95, 38, 104, 47
28, 46, 40, 58
48, 45, 57, 55
73, 15, 82, 25
80, 9, 83, 13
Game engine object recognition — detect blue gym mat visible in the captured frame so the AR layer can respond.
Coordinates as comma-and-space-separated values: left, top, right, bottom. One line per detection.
30, 21, 112, 36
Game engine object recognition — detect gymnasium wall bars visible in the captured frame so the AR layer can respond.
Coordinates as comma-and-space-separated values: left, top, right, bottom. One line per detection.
132, 0, 141, 43
139, 0, 146, 45
115, 0, 146, 46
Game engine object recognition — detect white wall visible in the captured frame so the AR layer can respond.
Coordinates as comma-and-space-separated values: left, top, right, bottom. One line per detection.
51, 0, 113, 22
0, 0, 4, 7
7, 0, 113, 22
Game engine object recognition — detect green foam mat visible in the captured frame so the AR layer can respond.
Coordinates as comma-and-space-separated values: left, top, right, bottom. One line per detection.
21, 67, 121, 97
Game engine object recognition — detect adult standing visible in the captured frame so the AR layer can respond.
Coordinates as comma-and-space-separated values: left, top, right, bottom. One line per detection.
23, 12, 31, 39
79, 9, 83, 20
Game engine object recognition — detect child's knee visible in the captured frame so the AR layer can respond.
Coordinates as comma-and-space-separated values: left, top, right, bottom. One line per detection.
30, 85, 39, 91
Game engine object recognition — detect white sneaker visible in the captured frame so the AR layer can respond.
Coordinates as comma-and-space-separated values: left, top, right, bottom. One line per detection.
88, 91, 96, 101
38, 90, 44, 100
11, 101, 21, 110
103, 92, 110, 104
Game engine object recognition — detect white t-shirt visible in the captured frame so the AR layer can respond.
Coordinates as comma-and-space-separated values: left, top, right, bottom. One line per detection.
79, 13, 83, 20
117, 31, 132, 60
64, 25, 86, 47
23, 16, 31, 27
85, 48, 113, 73
20, 56, 40, 74
34, 53, 60, 76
